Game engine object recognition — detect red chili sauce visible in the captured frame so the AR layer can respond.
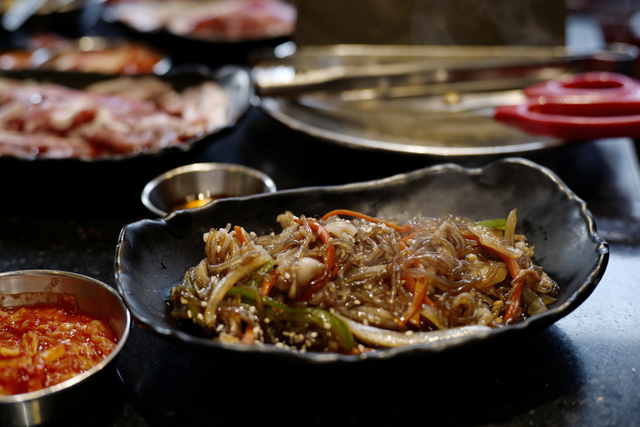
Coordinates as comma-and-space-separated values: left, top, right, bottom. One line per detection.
0, 294, 118, 396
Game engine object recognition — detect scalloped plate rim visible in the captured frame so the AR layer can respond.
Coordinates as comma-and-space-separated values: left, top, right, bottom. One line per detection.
114, 157, 609, 364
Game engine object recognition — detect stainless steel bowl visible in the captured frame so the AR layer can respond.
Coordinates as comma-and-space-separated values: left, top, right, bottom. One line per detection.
141, 162, 277, 216
0, 270, 131, 427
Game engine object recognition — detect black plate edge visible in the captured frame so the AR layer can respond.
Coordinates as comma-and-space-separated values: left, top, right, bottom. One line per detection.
114, 157, 610, 365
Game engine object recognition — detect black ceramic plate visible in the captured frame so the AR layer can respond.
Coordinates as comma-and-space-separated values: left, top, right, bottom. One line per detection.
0, 64, 252, 162
101, 4, 292, 69
0, 0, 105, 38
0, 65, 252, 214
114, 158, 609, 364
0, 34, 172, 75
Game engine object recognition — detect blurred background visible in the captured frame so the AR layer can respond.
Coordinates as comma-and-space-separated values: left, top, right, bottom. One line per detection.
1, 0, 639, 71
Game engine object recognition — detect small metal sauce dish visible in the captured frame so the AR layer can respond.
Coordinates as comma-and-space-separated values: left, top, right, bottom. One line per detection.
0, 270, 131, 427
141, 162, 277, 216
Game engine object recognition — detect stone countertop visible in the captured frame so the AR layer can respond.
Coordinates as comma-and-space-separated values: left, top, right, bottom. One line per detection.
1, 107, 639, 427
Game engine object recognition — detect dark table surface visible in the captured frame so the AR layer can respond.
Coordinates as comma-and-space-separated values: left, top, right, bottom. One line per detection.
1, 12, 640, 425
1, 103, 639, 427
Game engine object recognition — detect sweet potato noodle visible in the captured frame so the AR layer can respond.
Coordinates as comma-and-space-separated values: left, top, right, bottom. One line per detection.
170, 209, 558, 354
0, 76, 227, 159
0, 294, 118, 395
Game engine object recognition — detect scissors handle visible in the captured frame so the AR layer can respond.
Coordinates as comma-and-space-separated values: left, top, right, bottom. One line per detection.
494, 72, 640, 139
494, 98, 640, 139
523, 72, 640, 99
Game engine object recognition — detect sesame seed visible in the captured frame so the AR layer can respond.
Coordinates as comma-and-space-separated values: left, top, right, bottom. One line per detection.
310, 331, 318, 338
187, 311, 192, 319
405, 330, 414, 336
323, 322, 332, 330
284, 272, 291, 280
216, 245, 222, 253
180, 297, 188, 305
197, 313, 204, 321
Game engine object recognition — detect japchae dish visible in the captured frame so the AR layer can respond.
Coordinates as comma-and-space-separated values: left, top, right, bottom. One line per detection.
170, 208, 557, 354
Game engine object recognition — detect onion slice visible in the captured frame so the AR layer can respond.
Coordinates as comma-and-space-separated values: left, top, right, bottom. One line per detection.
468, 225, 522, 258
335, 314, 491, 348
204, 249, 271, 326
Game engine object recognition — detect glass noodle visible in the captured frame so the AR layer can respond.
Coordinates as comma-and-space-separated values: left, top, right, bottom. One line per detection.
170, 209, 557, 354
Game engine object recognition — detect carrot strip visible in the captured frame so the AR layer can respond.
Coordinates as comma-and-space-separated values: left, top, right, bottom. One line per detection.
462, 232, 524, 322
504, 283, 524, 321
234, 225, 247, 245
463, 233, 480, 243
502, 257, 524, 322
321, 209, 408, 233
312, 222, 335, 273
241, 325, 256, 345
294, 217, 336, 300
484, 249, 523, 321
349, 346, 374, 355
295, 217, 335, 273
402, 274, 437, 307
400, 231, 419, 244
396, 239, 437, 327
259, 270, 280, 297
398, 240, 437, 308
399, 277, 428, 327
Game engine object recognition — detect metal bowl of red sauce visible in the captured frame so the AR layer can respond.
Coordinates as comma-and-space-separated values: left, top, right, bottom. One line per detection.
141, 162, 277, 216
0, 270, 131, 427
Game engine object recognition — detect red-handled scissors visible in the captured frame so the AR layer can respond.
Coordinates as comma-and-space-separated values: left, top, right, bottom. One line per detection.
494, 72, 640, 140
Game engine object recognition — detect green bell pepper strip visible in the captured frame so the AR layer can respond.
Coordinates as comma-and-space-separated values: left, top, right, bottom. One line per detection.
474, 218, 507, 230
226, 285, 354, 351
183, 277, 207, 328
242, 258, 275, 288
